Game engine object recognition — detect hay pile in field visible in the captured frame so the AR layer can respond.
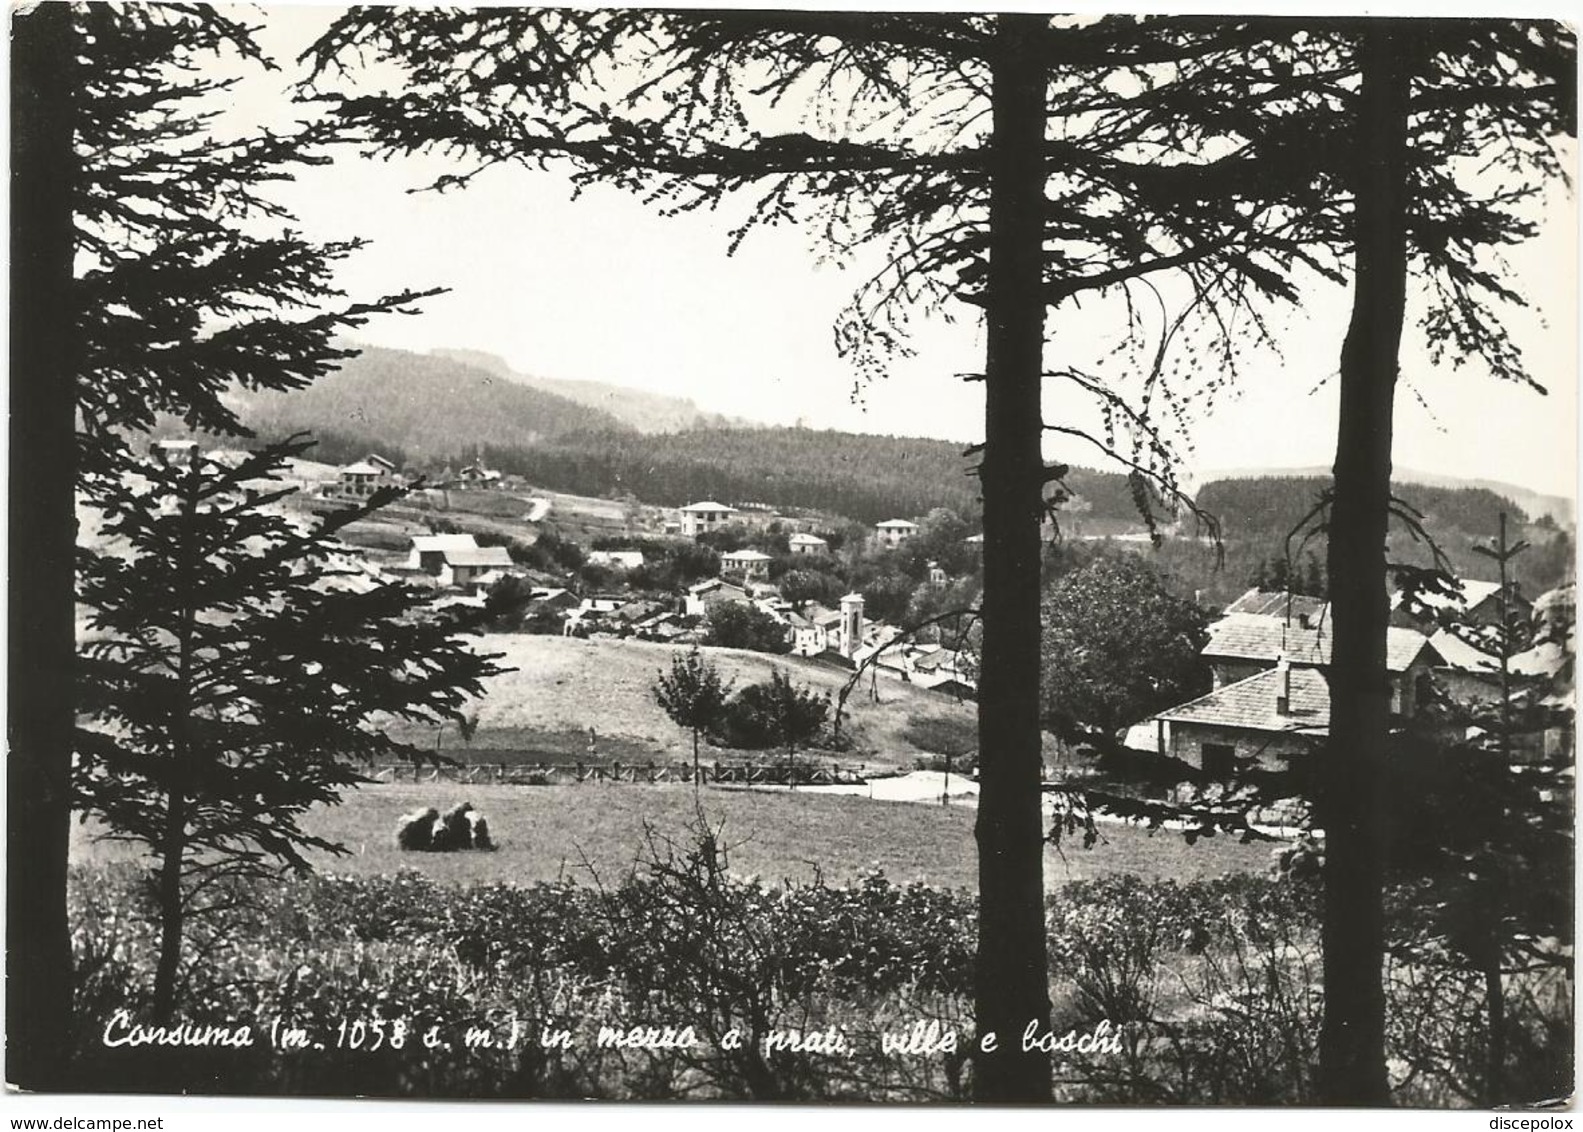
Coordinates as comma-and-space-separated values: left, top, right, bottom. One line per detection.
395, 801, 494, 851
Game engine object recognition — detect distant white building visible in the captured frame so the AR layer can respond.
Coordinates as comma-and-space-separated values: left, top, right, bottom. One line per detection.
874, 519, 919, 548
720, 548, 773, 579
338, 460, 390, 498
789, 532, 829, 555
406, 533, 512, 585
837, 592, 865, 658
408, 534, 480, 573
432, 545, 513, 587
684, 578, 750, 618
680, 501, 739, 537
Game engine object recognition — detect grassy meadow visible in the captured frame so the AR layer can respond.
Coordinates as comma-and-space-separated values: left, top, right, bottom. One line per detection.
71, 780, 1279, 890
414, 633, 988, 771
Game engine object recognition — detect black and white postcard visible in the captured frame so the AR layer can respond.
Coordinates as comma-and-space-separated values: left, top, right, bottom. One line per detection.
7, 1, 1577, 1118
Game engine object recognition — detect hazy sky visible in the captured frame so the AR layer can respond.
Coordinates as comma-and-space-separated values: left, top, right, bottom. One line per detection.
236, 4, 1577, 498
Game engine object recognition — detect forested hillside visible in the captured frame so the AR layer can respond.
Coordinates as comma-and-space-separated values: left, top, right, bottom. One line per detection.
232, 347, 632, 457
475, 427, 1148, 526
432, 348, 734, 433
1172, 476, 1570, 602
218, 344, 1568, 594
1195, 476, 1528, 539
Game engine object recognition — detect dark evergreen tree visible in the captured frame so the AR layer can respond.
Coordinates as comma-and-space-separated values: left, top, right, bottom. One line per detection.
76, 439, 502, 1019
1315, 24, 1571, 1103
8, 2, 439, 1078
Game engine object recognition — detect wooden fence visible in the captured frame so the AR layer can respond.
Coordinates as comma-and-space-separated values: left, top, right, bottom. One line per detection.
368, 759, 870, 788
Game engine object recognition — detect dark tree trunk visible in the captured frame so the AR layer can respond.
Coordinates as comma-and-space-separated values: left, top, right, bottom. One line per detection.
152, 798, 188, 1022
153, 471, 203, 1022
1483, 949, 1506, 1106
8, 3, 79, 1091
1318, 21, 1411, 1107
972, 11, 1052, 1104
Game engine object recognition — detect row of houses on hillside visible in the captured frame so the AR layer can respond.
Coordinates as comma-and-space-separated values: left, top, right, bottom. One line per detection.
1124, 580, 1573, 781
332, 453, 515, 500
675, 501, 933, 549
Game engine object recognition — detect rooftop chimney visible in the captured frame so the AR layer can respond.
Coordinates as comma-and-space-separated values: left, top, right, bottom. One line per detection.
1275, 654, 1291, 716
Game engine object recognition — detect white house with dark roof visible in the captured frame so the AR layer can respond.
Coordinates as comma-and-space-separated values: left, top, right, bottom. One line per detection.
680, 501, 739, 537
789, 532, 829, 555
434, 545, 513, 587
1136, 601, 1444, 780
406, 533, 513, 586
684, 577, 750, 618
874, 518, 919, 548
338, 460, 388, 497
408, 534, 480, 573
720, 548, 773, 579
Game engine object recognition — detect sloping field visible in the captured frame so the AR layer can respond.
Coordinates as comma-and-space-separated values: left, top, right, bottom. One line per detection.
440, 633, 979, 770
70, 783, 1279, 891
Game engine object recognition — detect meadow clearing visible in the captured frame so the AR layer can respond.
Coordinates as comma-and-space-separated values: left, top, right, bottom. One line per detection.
70, 780, 1279, 890
395, 633, 992, 772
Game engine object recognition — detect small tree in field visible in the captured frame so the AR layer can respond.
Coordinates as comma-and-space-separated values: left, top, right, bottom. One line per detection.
76, 438, 503, 1020
744, 670, 830, 782
654, 647, 733, 789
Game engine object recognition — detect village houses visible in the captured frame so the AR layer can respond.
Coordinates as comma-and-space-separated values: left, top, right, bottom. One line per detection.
874, 518, 919, 548
680, 501, 739, 537
406, 533, 514, 588
789, 532, 829, 555
720, 548, 773, 580
1127, 589, 1446, 781
337, 453, 398, 498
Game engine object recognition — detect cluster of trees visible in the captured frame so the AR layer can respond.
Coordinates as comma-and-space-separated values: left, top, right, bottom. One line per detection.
653, 651, 833, 772
703, 603, 792, 655
1249, 552, 1329, 598
1197, 477, 1531, 540
1039, 555, 1212, 743
478, 426, 984, 524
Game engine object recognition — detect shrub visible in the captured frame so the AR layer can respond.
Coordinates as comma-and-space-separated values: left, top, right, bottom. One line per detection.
901, 714, 977, 761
